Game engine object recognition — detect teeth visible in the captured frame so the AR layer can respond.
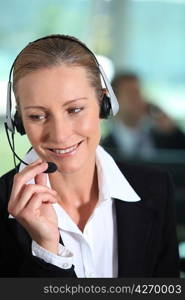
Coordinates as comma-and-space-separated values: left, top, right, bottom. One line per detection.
52, 143, 78, 154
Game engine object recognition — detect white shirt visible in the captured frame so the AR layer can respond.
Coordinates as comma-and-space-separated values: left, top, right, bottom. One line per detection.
11, 145, 141, 277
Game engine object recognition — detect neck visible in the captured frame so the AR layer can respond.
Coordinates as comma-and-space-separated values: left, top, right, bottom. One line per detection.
49, 156, 98, 207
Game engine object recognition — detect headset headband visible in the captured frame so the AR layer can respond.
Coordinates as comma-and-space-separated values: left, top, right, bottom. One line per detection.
5, 34, 119, 132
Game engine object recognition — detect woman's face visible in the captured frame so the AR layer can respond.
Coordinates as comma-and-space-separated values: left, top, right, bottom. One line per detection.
16, 65, 101, 174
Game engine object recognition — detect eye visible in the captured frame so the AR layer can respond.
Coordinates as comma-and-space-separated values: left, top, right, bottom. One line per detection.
28, 114, 47, 121
67, 107, 84, 114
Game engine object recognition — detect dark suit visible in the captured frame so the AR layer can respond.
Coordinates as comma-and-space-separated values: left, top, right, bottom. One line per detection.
0, 163, 179, 277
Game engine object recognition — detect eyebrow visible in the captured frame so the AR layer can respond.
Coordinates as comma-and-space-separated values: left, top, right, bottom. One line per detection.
23, 98, 88, 110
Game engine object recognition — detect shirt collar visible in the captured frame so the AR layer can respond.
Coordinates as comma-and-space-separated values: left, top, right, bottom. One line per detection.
96, 145, 141, 202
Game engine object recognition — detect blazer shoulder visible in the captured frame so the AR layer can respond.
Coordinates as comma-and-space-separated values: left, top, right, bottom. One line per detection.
116, 161, 173, 211
116, 161, 170, 182
0, 167, 17, 188
0, 168, 17, 215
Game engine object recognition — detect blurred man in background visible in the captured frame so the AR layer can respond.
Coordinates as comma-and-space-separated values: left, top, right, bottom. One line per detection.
101, 72, 154, 159
149, 104, 185, 150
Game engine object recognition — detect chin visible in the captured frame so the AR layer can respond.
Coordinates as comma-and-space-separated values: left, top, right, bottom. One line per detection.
56, 152, 95, 175
56, 162, 85, 175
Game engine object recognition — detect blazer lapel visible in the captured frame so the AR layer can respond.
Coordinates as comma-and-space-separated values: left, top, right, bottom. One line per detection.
115, 199, 156, 277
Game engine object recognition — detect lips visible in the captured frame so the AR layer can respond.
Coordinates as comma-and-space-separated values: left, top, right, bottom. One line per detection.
48, 141, 82, 155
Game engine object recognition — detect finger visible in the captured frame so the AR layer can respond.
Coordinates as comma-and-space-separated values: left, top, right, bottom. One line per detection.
8, 184, 57, 215
19, 160, 48, 180
35, 173, 47, 186
19, 193, 57, 221
11, 162, 48, 200
27, 192, 57, 212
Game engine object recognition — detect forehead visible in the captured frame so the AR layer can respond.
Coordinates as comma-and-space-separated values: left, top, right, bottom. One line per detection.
16, 65, 95, 103
17, 65, 89, 86
17, 65, 89, 91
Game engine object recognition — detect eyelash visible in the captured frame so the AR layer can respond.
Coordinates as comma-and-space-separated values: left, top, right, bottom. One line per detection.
28, 115, 46, 121
28, 107, 84, 121
67, 107, 84, 114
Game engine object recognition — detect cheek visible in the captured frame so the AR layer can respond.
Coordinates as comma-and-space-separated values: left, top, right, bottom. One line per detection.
21, 113, 43, 143
23, 123, 42, 146
77, 112, 101, 139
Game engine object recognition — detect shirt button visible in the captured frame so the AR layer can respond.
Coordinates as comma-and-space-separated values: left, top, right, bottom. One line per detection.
62, 263, 69, 269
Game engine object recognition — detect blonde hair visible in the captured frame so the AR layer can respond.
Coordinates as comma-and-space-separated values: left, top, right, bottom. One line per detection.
13, 34, 102, 103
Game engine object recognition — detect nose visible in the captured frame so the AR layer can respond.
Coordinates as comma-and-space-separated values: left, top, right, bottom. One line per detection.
46, 114, 73, 144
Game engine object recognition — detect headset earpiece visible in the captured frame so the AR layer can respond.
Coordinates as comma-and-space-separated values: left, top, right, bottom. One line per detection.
13, 111, 25, 135
100, 89, 112, 119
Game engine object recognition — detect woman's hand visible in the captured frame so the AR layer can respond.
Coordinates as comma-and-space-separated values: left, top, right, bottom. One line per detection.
8, 160, 60, 254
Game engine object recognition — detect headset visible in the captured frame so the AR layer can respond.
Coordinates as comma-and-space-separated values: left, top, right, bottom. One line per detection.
4, 34, 119, 172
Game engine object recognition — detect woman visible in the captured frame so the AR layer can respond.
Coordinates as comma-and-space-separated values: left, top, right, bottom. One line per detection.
0, 34, 179, 277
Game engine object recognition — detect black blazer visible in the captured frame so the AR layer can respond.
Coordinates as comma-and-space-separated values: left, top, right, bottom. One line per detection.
0, 163, 180, 277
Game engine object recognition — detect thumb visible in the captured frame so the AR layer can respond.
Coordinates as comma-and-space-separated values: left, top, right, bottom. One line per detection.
35, 172, 47, 186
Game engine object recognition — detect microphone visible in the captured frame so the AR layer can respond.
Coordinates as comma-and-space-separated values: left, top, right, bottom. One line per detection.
43, 161, 57, 173
25, 161, 57, 173
15, 154, 57, 174
4, 123, 57, 173
18, 159, 57, 173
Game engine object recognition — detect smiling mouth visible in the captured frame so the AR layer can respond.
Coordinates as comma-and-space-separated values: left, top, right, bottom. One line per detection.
48, 141, 82, 154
